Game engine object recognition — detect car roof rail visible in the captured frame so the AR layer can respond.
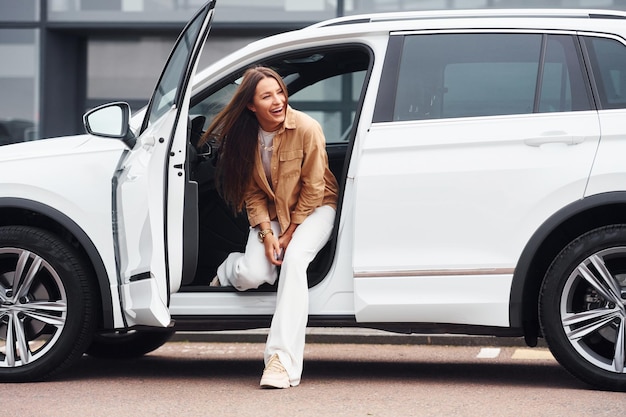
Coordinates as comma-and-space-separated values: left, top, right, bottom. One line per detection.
309, 8, 626, 29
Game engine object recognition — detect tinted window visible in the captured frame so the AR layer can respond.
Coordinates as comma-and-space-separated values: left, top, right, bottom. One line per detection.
583, 36, 626, 110
539, 35, 591, 113
144, 6, 209, 130
393, 33, 590, 121
289, 71, 365, 143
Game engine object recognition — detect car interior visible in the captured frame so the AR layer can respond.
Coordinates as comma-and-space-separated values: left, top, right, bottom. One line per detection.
181, 45, 372, 291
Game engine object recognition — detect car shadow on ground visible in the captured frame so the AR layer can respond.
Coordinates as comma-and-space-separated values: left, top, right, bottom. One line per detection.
60, 351, 585, 391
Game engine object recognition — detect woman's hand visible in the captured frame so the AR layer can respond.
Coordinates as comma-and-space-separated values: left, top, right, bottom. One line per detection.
263, 223, 297, 266
276, 223, 297, 260
264, 233, 283, 266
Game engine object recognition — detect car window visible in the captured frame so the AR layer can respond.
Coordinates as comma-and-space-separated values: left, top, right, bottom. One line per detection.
393, 33, 591, 121
289, 71, 366, 143
539, 35, 591, 113
189, 47, 370, 145
189, 80, 238, 126
143, 6, 209, 131
583, 36, 626, 110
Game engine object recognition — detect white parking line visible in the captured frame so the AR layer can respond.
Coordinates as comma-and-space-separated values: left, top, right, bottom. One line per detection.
477, 347, 501, 358
511, 349, 555, 360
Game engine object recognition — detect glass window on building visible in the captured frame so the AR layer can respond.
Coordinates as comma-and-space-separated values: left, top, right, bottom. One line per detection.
87, 36, 178, 107
0, 0, 39, 22
217, 0, 337, 22
49, 0, 337, 23
49, 0, 200, 21
87, 35, 258, 111
0, 29, 39, 145
344, 0, 626, 14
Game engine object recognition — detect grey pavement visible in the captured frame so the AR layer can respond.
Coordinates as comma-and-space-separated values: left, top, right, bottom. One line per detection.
171, 327, 546, 347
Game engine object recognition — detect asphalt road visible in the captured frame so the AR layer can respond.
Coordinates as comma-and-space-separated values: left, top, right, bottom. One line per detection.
2, 339, 624, 417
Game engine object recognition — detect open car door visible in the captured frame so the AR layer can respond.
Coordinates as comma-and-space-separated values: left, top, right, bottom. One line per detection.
112, 1, 215, 327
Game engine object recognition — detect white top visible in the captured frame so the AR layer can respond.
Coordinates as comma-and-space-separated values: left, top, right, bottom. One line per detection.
258, 128, 276, 186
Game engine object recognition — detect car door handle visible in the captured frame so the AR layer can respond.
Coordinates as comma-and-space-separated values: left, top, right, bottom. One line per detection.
523, 133, 582, 147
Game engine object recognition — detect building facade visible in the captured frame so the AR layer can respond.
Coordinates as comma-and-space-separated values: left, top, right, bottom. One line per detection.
1, 0, 626, 144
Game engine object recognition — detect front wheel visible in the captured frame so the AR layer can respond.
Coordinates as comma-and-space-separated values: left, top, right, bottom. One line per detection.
0, 226, 98, 381
540, 225, 626, 391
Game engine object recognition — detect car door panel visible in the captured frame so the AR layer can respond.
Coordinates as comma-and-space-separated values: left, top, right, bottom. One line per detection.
113, 1, 215, 327
353, 113, 600, 325
353, 31, 600, 326
582, 35, 626, 196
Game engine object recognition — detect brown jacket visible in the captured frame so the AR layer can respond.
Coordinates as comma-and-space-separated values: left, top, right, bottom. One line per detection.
245, 106, 339, 234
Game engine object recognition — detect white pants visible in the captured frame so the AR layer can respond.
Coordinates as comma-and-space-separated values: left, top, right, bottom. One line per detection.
216, 205, 336, 386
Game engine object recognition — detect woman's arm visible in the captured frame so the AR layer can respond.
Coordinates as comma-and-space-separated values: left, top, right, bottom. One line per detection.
245, 177, 272, 228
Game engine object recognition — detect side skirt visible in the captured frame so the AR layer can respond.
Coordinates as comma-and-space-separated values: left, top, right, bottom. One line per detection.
170, 314, 524, 338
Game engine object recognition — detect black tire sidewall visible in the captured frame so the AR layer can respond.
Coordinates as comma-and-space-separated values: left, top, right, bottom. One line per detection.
540, 224, 626, 391
0, 226, 98, 381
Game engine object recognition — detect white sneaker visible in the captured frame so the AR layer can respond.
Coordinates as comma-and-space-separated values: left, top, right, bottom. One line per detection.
260, 354, 290, 389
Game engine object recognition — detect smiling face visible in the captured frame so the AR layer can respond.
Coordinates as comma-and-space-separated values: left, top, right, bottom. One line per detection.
247, 76, 287, 132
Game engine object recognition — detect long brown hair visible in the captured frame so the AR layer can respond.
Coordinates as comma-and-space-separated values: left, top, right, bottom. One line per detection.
199, 66, 288, 213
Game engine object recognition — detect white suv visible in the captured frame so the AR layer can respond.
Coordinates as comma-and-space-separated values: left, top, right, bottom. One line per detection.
1, 0, 626, 391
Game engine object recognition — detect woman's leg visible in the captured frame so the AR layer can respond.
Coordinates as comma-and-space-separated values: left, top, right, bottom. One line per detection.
216, 222, 280, 291
263, 205, 336, 386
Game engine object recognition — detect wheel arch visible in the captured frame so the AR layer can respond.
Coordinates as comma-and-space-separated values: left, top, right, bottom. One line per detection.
510, 191, 626, 346
0, 197, 114, 329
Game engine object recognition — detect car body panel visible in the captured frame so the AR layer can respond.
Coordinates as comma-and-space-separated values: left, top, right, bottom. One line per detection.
107, 1, 215, 327
115, 104, 198, 327
352, 111, 600, 326
586, 111, 626, 195
0, 135, 127, 326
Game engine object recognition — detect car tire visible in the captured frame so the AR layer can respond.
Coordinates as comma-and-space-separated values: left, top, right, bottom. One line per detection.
0, 226, 98, 382
86, 329, 174, 359
540, 224, 626, 392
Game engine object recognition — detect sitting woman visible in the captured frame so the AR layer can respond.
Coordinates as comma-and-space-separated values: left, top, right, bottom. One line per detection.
198, 66, 338, 389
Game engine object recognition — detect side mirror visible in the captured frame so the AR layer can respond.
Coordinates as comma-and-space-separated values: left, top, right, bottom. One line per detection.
83, 102, 136, 148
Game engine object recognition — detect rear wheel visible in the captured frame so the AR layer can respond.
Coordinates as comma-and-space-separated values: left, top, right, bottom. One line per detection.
86, 329, 174, 359
540, 225, 626, 391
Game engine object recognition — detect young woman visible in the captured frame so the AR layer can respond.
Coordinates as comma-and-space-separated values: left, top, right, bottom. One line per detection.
199, 66, 339, 388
